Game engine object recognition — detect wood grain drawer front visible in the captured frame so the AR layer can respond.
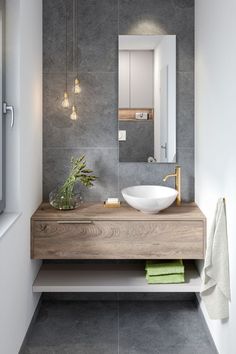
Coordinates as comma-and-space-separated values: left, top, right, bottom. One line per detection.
31, 220, 205, 260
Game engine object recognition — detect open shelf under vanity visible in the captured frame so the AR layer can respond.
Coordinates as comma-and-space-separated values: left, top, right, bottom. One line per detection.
33, 263, 201, 293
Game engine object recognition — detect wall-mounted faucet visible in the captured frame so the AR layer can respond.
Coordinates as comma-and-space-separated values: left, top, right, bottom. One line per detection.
163, 166, 181, 206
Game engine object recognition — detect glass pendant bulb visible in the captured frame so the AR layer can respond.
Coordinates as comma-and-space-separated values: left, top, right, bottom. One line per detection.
74, 78, 81, 94
70, 105, 78, 120
62, 92, 70, 108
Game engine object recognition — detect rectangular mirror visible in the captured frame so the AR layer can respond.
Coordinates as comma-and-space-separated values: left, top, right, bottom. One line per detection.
0, 0, 4, 213
118, 35, 176, 163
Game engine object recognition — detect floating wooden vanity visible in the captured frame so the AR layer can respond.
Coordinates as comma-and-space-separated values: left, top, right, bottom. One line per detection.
31, 203, 206, 260
31, 203, 206, 293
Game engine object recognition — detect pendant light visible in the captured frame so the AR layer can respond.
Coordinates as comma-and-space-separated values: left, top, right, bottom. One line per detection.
70, 105, 78, 120
70, 0, 78, 120
74, 78, 81, 94
62, 2, 70, 109
62, 92, 69, 108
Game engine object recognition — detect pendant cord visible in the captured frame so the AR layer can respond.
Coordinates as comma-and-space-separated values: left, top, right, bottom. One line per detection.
76, 0, 79, 76
65, 1, 68, 92
73, 0, 75, 104
73, 0, 76, 73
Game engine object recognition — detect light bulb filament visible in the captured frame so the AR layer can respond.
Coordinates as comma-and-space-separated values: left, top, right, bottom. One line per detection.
70, 105, 78, 120
74, 78, 81, 94
62, 92, 70, 108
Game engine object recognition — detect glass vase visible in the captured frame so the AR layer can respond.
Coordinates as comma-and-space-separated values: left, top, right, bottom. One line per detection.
49, 185, 82, 210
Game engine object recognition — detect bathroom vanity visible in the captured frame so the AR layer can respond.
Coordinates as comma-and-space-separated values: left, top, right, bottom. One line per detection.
31, 203, 206, 260
31, 203, 205, 293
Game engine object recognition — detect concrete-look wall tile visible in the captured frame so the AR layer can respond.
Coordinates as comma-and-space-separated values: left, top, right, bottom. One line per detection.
43, 0, 195, 202
119, 121, 154, 162
177, 148, 194, 202
119, 0, 176, 35
119, 163, 176, 199
177, 72, 194, 148
176, 30, 194, 73
172, 0, 194, 9
119, 0, 194, 72
43, 72, 118, 148
119, 147, 194, 202
44, 0, 118, 74
43, 0, 73, 73
43, 148, 119, 201
77, 0, 118, 72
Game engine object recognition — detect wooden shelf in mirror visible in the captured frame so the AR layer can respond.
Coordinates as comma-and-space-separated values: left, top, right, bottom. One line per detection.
119, 108, 154, 121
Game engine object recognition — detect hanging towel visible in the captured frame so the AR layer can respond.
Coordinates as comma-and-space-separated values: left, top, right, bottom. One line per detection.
200, 198, 231, 320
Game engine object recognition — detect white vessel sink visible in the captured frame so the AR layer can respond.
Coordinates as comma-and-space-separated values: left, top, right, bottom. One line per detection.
122, 185, 178, 214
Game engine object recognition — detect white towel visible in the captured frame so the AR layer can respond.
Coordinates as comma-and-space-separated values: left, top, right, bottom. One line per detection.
200, 198, 231, 320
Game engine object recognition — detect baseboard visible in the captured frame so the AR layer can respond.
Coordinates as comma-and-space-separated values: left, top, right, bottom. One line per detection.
18, 295, 42, 354
195, 294, 219, 354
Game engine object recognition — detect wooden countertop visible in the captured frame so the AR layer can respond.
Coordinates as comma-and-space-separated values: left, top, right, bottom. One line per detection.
32, 202, 206, 222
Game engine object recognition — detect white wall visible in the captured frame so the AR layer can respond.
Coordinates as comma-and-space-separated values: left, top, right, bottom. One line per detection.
0, 0, 42, 353
154, 36, 176, 162
195, 1, 236, 353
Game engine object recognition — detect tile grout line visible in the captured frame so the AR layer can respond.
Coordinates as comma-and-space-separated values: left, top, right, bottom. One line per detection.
117, 294, 120, 354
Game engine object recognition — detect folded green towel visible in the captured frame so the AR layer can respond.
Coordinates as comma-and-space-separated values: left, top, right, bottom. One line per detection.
146, 273, 185, 284
145, 260, 184, 276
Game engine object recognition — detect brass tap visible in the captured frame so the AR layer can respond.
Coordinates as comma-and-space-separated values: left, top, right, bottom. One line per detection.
163, 166, 181, 206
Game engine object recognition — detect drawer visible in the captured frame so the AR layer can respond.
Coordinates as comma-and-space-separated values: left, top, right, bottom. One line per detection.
31, 220, 205, 259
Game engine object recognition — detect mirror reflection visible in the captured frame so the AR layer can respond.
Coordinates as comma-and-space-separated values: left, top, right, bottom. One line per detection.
118, 35, 176, 163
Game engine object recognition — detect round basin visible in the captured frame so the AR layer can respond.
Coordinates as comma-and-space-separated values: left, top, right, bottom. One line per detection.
122, 185, 178, 214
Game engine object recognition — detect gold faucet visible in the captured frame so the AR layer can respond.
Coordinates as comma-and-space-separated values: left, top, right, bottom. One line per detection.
163, 166, 181, 206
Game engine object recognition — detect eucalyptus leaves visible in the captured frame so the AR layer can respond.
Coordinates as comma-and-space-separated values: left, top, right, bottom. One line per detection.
49, 155, 97, 210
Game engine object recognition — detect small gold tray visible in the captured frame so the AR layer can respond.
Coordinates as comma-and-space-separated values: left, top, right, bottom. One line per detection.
104, 201, 121, 208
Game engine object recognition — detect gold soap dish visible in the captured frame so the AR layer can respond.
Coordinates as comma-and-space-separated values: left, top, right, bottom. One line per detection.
104, 199, 121, 208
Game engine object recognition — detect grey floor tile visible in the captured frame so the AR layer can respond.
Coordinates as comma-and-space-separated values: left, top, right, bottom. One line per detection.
24, 301, 118, 354
23, 300, 217, 354
23, 347, 55, 354
119, 301, 216, 354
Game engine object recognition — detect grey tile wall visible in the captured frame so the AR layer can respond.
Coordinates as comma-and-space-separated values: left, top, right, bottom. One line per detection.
43, 0, 194, 202
119, 120, 154, 162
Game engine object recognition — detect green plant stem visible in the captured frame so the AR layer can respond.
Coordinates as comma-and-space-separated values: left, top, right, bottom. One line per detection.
54, 155, 97, 209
